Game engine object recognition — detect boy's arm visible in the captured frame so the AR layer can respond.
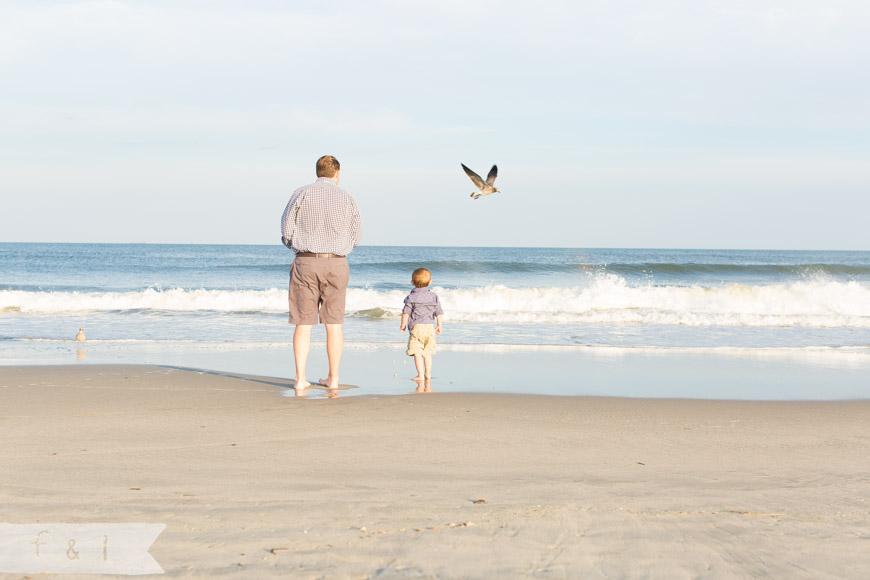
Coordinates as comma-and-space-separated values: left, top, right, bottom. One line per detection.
434, 295, 444, 334
401, 295, 413, 331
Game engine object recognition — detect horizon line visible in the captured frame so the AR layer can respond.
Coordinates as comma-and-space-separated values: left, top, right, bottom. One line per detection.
0, 241, 867, 253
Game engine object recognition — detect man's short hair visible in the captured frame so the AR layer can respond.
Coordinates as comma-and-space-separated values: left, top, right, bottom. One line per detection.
412, 268, 431, 288
316, 155, 340, 178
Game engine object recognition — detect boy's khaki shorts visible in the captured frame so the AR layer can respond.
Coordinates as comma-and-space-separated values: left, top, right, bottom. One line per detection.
288, 256, 349, 325
407, 324, 436, 356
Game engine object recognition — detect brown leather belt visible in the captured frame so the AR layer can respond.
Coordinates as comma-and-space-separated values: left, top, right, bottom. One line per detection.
295, 252, 345, 258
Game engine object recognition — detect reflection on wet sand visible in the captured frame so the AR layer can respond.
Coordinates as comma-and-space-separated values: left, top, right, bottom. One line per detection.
290, 383, 340, 399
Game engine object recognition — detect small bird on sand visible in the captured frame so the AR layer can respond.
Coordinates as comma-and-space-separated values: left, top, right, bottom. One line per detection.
75, 328, 86, 342
461, 163, 499, 199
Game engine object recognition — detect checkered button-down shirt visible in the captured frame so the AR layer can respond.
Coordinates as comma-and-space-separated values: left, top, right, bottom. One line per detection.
281, 177, 362, 255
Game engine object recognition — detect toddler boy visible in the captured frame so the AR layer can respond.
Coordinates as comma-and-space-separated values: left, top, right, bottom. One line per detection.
400, 268, 444, 381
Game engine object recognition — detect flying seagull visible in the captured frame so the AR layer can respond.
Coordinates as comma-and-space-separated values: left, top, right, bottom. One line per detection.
462, 163, 499, 199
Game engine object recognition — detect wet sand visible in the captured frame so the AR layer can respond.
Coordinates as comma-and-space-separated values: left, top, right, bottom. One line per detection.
1, 364, 868, 578
8, 340, 870, 400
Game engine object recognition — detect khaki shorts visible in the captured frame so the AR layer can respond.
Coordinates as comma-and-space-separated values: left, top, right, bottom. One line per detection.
288, 256, 349, 325
407, 324, 436, 356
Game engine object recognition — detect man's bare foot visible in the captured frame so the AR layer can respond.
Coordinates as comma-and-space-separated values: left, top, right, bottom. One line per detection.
410, 375, 424, 382
294, 379, 310, 392
319, 377, 339, 389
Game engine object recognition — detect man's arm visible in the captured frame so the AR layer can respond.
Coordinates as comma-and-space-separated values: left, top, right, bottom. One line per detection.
349, 197, 362, 249
280, 192, 300, 250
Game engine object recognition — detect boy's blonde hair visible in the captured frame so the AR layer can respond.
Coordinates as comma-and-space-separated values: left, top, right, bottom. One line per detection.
412, 268, 431, 288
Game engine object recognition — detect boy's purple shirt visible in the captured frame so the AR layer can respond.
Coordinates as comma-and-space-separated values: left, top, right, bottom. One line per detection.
402, 287, 443, 330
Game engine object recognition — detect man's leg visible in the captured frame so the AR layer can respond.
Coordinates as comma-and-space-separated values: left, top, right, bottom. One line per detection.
319, 323, 343, 389
293, 324, 312, 391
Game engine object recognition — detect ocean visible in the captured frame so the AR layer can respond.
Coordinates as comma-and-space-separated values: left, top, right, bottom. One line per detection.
2, 243, 870, 399
2, 243, 869, 349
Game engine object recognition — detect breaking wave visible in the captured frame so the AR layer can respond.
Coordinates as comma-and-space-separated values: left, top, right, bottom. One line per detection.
353, 260, 870, 279
2, 274, 869, 328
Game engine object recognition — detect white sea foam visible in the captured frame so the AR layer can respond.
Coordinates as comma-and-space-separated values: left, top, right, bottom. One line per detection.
0, 287, 289, 314
3, 275, 870, 328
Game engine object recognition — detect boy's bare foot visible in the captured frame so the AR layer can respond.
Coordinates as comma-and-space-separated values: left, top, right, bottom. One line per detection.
410, 376, 424, 382
319, 377, 339, 389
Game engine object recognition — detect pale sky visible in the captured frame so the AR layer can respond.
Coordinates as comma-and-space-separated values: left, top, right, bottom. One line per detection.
1, 0, 868, 249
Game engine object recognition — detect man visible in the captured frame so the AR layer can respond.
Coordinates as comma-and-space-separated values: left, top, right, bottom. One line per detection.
281, 155, 362, 394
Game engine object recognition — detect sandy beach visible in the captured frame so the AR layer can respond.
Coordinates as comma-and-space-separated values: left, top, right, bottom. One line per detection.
1, 364, 869, 578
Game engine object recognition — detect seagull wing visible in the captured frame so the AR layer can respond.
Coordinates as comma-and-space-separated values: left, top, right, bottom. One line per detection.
462, 163, 486, 189
485, 165, 498, 185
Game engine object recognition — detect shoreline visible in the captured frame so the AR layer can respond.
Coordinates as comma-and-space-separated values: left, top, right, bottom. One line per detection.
2, 364, 869, 577
3, 341, 869, 400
